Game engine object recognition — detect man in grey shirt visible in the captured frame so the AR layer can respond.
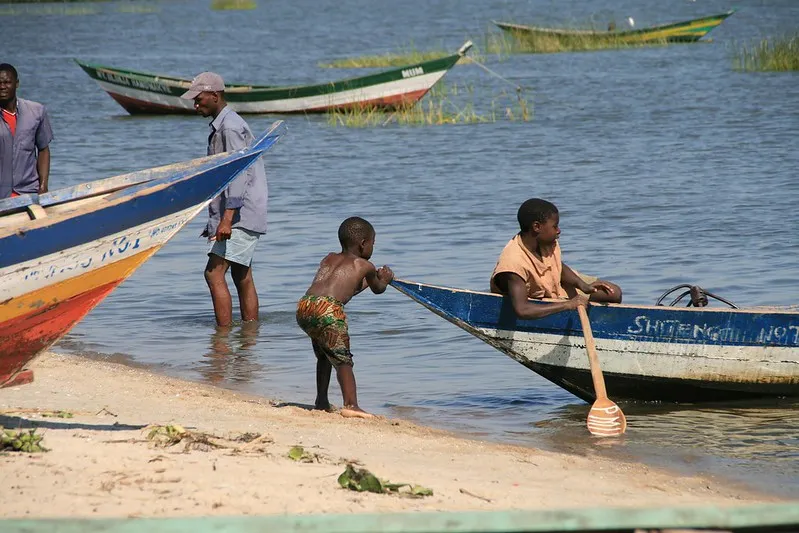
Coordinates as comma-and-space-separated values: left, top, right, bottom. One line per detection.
181, 72, 268, 327
0, 63, 54, 198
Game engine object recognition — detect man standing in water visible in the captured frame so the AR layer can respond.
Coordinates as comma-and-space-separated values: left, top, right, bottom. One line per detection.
181, 72, 268, 327
0, 63, 54, 198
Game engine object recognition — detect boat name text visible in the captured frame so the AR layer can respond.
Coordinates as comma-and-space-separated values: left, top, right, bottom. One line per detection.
401, 67, 424, 79
96, 70, 171, 94
628, 315, 799, 346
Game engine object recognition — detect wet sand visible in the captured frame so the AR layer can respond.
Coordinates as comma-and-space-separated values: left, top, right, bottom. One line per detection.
0, 352, 783, 518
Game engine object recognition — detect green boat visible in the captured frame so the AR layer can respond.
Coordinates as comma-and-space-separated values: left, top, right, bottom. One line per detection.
75, 42, 472, 115
494, 10, 735, 49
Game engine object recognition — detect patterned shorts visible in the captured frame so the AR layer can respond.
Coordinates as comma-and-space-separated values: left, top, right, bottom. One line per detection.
296, 295, 353, 368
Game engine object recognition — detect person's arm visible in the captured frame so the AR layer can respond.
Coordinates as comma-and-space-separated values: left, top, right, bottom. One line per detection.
562, 263, 616, 297
35, 107, 54, 194
36, 147, 50, 194
364, 263, 393, 295
503, 272, 587, 320
215, 126, 251, 241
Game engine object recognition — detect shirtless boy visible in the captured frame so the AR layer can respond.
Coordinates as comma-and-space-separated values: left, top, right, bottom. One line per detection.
296, 217, 393, 419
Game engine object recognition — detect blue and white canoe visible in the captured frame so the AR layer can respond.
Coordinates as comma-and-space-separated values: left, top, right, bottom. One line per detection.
391, 279, 799, 403
0, 121, 286, 388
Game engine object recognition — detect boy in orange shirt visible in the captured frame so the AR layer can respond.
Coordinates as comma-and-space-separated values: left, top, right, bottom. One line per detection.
490, 198, 621, 319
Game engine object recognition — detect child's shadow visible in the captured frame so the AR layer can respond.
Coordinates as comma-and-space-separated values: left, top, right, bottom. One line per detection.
0, 414, 146, 432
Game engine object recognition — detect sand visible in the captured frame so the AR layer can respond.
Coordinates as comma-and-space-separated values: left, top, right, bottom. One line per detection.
0, 352, 782, 518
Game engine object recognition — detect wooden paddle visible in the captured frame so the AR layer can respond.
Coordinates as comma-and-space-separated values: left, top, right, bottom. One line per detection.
577, 304, 627, 437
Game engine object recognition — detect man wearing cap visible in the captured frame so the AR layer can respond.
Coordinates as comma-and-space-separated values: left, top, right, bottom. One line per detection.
181, 72, 268, 327
0, 63, 54, 199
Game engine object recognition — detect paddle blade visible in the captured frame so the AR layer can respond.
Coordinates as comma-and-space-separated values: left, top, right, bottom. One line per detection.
587, 397, 627, 437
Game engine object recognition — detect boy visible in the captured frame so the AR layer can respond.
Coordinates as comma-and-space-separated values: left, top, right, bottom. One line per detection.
296, 217, 393, 419
490, 198, 622, 319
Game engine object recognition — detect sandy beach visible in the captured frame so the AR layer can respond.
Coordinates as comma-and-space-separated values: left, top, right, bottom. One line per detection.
0, 352, 783, 519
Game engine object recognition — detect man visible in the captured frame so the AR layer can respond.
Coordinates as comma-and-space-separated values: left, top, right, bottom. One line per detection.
490, 198, 622, 320
0, 63, 54, 198
181, 72, 268, 327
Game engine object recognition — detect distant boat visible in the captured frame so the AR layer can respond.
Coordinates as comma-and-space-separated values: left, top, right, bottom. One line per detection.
391, 279, 799, 403
494, 10, 734, 46
75, 42, 472, 115
0, 121, 287, 388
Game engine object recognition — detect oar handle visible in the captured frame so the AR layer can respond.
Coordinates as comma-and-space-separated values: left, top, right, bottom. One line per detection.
577, 304, 608, 400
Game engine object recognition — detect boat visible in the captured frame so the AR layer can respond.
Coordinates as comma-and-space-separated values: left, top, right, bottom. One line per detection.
493, 11, 734, 47
390, 279, 799, 403
74, 42, 472, 115
0, 121, 287, 389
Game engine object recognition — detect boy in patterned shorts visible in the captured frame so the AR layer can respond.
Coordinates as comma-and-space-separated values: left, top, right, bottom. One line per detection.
296, 217, 393, 419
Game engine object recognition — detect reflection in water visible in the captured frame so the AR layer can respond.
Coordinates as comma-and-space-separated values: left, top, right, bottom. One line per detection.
199, 322, 263, 385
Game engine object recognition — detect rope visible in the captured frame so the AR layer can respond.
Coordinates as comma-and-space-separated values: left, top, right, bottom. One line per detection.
461, 56, 524, 95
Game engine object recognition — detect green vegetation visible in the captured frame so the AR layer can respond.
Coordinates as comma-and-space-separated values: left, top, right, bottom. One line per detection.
319, 44, 479, 68
1, 428, 47, 453
733, 34, 799, 71
485, 29, 668, 54
338, 464, 433, 497
326, 82, 531, 128
211, 0, 256, 10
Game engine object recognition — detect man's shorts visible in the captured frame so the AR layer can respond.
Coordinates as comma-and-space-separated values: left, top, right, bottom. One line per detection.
296, 295, 354, 368
208, 228, 261, 267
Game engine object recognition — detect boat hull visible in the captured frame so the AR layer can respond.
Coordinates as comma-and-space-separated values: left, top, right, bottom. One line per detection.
494, 11, 734, 47
391, 280, 799, 403
75, 45, 470, 115
0, 122, 286, 387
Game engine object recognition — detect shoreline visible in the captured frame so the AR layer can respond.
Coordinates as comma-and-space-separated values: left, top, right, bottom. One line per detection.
0, 352, 784, 518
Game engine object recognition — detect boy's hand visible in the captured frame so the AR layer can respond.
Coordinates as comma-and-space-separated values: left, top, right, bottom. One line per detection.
588, 280, 615, 296
567, 294, 590, 310
377, 266, 394, 282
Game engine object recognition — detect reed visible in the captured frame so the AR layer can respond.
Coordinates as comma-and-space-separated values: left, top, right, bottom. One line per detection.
484, 27, 668, 54
319, 44, 480, 68
325, 82, 532, 128
733, 34, 799, 72
211, 0, 256, 10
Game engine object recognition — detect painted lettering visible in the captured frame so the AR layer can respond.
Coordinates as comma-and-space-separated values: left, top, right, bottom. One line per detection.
401, 66, 424, 79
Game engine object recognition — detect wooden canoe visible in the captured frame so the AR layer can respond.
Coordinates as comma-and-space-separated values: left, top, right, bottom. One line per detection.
0, 121, 287, 388
391, 279, 799, 403
494, 10, 734, 46
75, 42, 472, 115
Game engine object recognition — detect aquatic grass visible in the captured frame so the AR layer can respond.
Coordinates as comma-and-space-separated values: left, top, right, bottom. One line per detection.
325, 82, 532, 128
733, 34, 799, 72
211, 0, 256, 11
484, 25, 668, 54
116, 3, 160, 14
319, 43, 482, 68
0, 4, 100, 15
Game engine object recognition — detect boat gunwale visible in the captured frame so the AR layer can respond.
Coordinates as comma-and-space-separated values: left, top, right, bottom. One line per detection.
392, 278, 799, 317
74, 42, 470, 96
0, 122, 284, 241
492, 10, 734, 38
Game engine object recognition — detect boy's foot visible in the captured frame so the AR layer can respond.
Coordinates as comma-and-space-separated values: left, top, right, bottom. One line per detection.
314, 402, 337, 413
341, 407, 375, 419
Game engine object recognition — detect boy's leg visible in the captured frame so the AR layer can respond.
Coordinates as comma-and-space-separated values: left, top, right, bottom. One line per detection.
313, 341, 333, 411
230, 262, 259, 322
204, 255, 233, 327
335, 364, 374, 419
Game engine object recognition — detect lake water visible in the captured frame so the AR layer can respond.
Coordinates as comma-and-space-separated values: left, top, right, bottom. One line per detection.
6, 0, 799, 498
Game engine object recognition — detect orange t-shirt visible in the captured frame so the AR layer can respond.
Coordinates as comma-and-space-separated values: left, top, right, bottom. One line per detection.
1, 108, 16, 136
490, 235, 567, 299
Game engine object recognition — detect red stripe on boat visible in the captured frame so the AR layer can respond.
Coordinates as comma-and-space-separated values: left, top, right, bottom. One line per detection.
0, 280, 121, 387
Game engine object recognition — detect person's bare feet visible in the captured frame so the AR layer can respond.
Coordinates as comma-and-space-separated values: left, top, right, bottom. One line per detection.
340, 406, 375, 419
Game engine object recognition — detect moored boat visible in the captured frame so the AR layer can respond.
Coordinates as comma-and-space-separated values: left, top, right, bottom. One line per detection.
494, 10, 734, 47
391, 279, 799, 403
75, 42, 472, 115
0, 121, 287, 388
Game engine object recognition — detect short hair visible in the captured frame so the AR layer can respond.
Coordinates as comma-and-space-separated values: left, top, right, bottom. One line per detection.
517, 198, 558, 232
338, 216, 374, 247
0, 64, 18, 80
